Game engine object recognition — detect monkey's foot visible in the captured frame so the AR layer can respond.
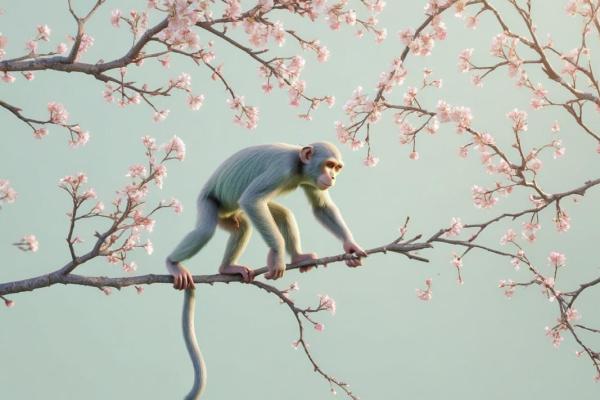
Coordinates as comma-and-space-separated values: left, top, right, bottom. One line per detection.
293, 253, 319, 273
219, 264, 255, 283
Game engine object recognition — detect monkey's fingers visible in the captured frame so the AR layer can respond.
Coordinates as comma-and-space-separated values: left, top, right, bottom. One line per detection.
345, 257, 362, 268
173, 274, 182, 290
299, 266, 314, 273
179, 273, 188, 290
186, 271, 196, 289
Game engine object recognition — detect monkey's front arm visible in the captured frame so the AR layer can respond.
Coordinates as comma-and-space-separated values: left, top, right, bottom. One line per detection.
303, 186, 367, 267
239, 174, 288, 279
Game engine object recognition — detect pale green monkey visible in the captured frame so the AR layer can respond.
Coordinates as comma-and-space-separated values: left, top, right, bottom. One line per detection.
166, 142, 367, 399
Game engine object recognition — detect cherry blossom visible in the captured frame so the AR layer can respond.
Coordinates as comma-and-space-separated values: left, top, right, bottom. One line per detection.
14, 235, 39, 252
317, 294, 336, 315
499, 229, 516, 245
445, 217, 463, 237
111, 9, 121, 28
498, 280, 516, 299
153, 110, 170, 122
506, 109, 528, 133
47, 102, 69, 124
187, 94, 204, 111
566, 308, 581, 322
163, 135, 186, 161
363, 154, 379, 167
458, 48, 473, 72
548, 251, 566, 268
554, 210, 571, 232
416, 278, 433, 301
522, 222, 541, 243
0, 179, 17, 205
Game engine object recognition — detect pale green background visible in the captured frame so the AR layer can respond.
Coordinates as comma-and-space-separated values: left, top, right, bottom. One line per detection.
1, 1, 599, 399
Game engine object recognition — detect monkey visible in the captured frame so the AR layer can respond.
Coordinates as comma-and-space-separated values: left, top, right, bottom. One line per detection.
165, 142, 367, 399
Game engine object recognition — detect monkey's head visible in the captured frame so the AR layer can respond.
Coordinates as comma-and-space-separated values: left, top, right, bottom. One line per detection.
300, 142, 344, 191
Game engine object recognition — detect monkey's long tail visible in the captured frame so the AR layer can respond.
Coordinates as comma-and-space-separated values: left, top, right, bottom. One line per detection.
183, 288, 207, 400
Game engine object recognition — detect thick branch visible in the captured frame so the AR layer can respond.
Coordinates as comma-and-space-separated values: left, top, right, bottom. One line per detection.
0, 241, 430, 296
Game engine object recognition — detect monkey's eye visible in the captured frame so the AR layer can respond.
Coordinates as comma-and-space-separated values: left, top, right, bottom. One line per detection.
325, 161, 337, 169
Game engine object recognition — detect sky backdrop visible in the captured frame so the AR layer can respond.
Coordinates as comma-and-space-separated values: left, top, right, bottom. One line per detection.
1, 1, 599, 399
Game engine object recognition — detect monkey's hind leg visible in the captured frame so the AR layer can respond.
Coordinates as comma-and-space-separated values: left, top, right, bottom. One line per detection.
218, 213, 254, 282
168, 197, 219, 263
268, 202, 318, 272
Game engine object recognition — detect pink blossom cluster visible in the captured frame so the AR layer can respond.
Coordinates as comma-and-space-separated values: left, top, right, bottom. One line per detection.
33, 128, 48, 139
451, 254, 463, 284
163, 135, 186, 161
99, 136, 186, 271
537, 275, 558, 302
506, 109, 528, 133
436, 100, 473, 133
398, 1, 451, 57
243, 18, 286, 48
498, 279, 516, 298
377, 58, 408, 94
0, 179, 17, 205
317, 294, 336, 315
416, 278, 432, 301
489, 33, 522, 77
362, 154, 379, 167
227, 96, 259, 129
281, 281, 300, 302
499, 229, 517, 245
68, 125, 90, 148
59, 172, 89, 194
162, 198, 183, 214
545, 324, 566, 348
327, 1, 386, 41
23, 24, 52, 55
445, 217, 463, 237
548, 251, 566, 268
554, 210, 571, 232
115, 9, 149, 38
457, 48, 473, 72
0, 33, 6, 60
67, 33, 94, 61
565, 308, 581, 322
471, 185, 497, 209
48, 102, 69, 124
522, 222, 541, 243
564, 0, 595, 17
343, 86, 380, 124
13, 234, 39, 252
157, 1, 201, 51
259, 56, 307, 107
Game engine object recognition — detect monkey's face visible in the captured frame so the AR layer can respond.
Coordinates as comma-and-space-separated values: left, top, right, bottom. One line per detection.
300, 143, 344, 191
316, 158, 343, 190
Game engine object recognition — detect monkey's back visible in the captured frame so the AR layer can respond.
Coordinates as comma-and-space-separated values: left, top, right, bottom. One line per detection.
200, 143, 302, 212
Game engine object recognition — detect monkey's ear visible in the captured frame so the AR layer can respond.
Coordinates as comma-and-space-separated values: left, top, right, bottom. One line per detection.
299, 146, 314, 164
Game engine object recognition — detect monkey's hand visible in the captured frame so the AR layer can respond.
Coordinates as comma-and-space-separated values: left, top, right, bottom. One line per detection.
343, 240, 368, 268
265, 249, 286, 280
292, 252, 319, 273
166, 258, 195, 290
